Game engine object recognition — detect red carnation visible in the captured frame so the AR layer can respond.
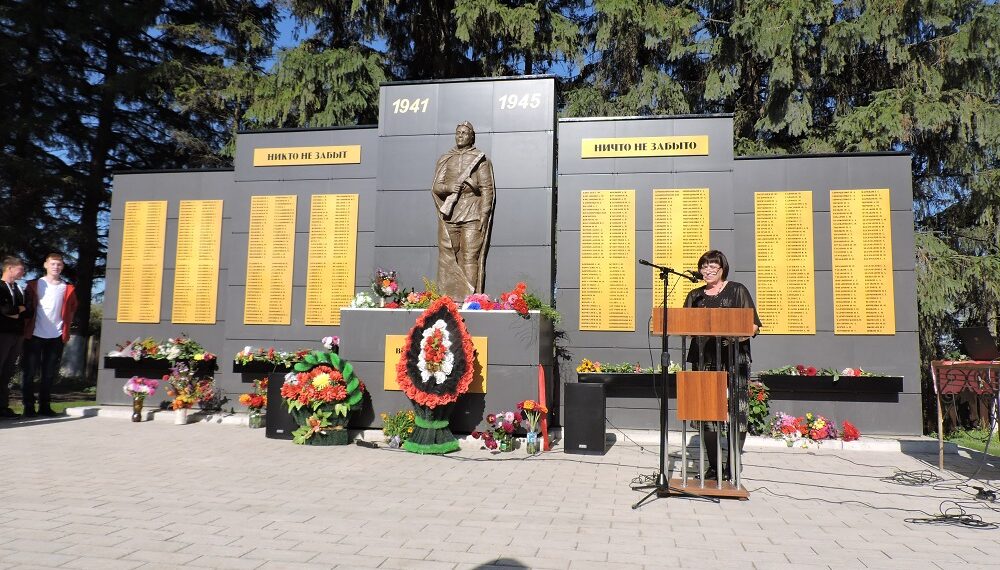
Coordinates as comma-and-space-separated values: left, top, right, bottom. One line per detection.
386, 301, 400, 309
805, 366, 817, 376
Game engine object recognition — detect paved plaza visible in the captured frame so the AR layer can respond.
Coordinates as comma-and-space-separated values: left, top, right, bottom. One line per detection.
2, 415, 1000, 569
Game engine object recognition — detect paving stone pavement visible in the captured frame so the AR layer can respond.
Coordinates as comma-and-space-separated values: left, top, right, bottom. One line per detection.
1, 416, 1000, 569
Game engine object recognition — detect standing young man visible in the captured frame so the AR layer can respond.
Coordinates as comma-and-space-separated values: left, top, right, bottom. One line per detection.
22, 253, 78, 417
0, 256, 29, 418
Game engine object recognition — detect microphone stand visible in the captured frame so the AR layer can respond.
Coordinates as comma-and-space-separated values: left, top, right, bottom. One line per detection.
632, 260, 711, 508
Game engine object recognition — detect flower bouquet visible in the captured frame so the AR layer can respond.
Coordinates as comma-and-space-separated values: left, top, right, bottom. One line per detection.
771, 411, 860, 446
472, 409, 523, 452
239, 378, 268, 428
123, 376, 158, 422
395, 296, 476, 454
164, 362, 215, 424
518, 399, 548, 454
108, 337, 162, 360
461, 282, 561, 322
280, 350, 366, 445
380, 409, 416, 448
371, 268, 399, 306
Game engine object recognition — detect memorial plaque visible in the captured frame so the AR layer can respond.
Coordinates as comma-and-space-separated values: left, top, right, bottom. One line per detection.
754, 191, 816, 334
171, 200, 223, 324
117, 200, 167, 323
252, 145, 361, 166
304, 194, 358, 326
652, 188, 709, 310
243, 195, 296, 325
383, 334, 488, 392
830, 189, 895, 334
581, 135, 709, 158
579, 190, 635, 331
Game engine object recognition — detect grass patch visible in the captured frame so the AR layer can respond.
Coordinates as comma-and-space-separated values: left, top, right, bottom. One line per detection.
10, 401, 97, 415
946, 427, 1000, 457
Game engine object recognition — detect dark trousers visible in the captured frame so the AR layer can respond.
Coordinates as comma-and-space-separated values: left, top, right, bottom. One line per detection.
0, 333, 23, 410
22, 336, 64, 412
704, 430, 747, 477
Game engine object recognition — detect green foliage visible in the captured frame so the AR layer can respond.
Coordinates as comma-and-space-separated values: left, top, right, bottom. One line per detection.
523, 291, 561, 323
248, 44, 387, 127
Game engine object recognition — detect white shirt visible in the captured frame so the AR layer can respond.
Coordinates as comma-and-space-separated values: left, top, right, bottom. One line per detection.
33, 280, 66, 339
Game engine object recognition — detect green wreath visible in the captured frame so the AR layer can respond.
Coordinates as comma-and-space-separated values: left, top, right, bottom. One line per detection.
281, 350, 366, 445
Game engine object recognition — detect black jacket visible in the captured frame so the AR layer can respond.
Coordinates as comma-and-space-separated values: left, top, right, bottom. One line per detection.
0, 281, 30, 335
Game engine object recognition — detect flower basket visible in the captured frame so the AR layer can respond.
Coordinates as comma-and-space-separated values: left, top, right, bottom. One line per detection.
758, 375, 904, 398
576, 372, 676, 398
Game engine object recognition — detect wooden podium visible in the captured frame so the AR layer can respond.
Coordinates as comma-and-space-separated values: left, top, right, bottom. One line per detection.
654, 307, 755, 499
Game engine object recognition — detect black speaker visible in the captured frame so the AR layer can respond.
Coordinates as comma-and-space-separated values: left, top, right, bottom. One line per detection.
266, 372, 297, 440
564, 382, 606, 455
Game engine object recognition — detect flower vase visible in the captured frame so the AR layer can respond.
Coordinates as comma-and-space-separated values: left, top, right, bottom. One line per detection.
525, 431, 540, 455
131, 396, 144, 422
248, 410, 264, 429
379, 296, 385, 308
499, 435, 515, 452
174, 407, 189, 425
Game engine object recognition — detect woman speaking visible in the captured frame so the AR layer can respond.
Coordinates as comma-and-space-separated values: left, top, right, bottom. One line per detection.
683, 250, 761, 480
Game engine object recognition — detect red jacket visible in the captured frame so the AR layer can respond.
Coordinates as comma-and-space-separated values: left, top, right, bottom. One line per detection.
23, 279, 78, 343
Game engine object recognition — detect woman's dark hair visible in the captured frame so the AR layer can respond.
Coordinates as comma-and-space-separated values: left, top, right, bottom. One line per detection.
697, 250, 729, 279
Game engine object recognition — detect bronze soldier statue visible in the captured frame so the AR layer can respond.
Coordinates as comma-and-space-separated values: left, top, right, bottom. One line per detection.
431, 122, 495, 299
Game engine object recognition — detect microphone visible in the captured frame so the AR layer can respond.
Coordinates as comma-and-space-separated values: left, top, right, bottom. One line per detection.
687, 270, 703, 281
638, 259, 656, 267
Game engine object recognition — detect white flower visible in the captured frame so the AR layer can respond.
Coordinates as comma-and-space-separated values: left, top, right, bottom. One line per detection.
283, 371, 296, 385
417, 320, 454, 385
350, 292, 376, 308
166, 346, 182, 360
243, 346, 252, 354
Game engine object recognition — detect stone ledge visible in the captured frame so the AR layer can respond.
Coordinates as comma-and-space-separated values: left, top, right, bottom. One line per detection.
64, 407, 959, 455
66, 406, 248, 426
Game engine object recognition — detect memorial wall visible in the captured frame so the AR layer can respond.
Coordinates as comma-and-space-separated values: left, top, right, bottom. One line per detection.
557, 116, 919, 434
97, 76, 920, 435
97, 77, 557, 431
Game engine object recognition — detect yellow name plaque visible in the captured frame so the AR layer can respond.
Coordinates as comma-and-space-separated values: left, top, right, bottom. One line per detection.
171, 200, 223, 324
244, 195, 296, 325
383, 334, 488, 393
754, 191, 816, 334
581, 136, 709, 158
652, 188, 709, 311
579, 190, 635, 331
830, 189, 895, 335
117, 201, 167, 323
304, 194, 358, 326
252, 145, 362, 167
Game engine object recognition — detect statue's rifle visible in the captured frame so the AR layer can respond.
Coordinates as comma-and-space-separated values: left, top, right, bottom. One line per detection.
439, 152, 485, 217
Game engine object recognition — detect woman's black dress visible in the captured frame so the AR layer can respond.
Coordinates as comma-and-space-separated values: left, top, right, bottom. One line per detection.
683, 281, 762, 432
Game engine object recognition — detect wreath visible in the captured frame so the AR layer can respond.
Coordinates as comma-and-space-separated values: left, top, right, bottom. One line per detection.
280, 350, 365, 445
395, 296, 475, 453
